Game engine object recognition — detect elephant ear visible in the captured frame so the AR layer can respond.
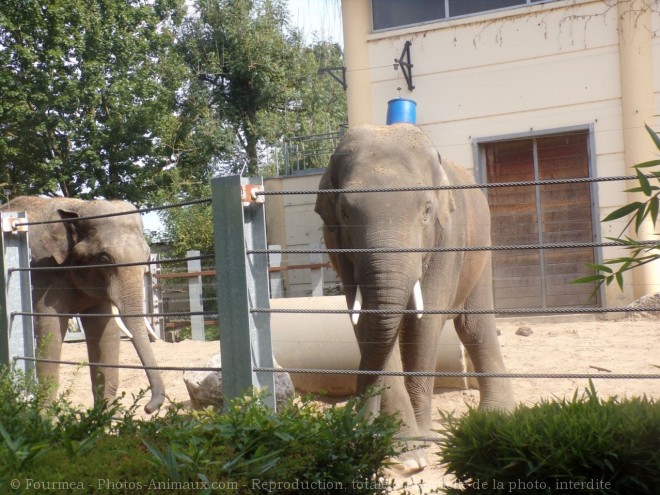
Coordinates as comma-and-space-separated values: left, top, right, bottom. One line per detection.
41, 209, 80, 265
435, 153, 456, 226
314, 155, 357, 300
314, 154, 339, 232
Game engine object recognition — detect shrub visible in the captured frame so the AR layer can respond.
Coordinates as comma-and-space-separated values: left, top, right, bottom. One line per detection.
438, 383, 660, 494
139, 394, 401, 494
0, 366, 399, 495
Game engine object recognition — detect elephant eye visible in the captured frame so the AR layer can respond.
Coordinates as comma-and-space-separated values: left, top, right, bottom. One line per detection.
339, 202, 350, 224
97, 252, 112, 264
422, 202, 433, 223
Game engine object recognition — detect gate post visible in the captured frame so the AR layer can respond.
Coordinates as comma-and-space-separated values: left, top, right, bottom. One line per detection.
268, 245, 283, 298
1, 212, 35, 375
309, 242, 324, 297
187, 250, 205, 341
211, 176, 276, 410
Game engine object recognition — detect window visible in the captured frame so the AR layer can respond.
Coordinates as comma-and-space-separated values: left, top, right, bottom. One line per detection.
372, 0, 550, 31
482, 130, 599, 310
372, 0, 445, 31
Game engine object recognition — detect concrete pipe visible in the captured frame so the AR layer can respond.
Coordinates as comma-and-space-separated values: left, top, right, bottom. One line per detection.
270, 296, 476, 396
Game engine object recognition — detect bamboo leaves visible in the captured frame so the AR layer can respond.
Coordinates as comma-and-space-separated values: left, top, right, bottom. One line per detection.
575, 124, 660, 291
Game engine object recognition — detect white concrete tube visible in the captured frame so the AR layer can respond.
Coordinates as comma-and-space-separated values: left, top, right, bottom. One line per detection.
270, 296, 475, 396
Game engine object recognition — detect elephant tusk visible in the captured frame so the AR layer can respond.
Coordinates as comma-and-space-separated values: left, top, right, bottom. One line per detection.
144, 317, 160, 340
413, 280, 424, 320
351, 286, 363, 326
111, 304, 134, 339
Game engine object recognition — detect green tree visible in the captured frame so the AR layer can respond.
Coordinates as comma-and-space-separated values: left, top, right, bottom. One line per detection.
178, 0, 346, 177
574, 125, 660, 290
156, 0, 346, 255
0, 0, 188, 202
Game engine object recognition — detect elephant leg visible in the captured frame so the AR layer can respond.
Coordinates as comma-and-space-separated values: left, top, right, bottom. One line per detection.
401, 314, 444, 435
35, 314, 69, 398
455, 272, 515, 412
381, 334, 429, 473
80, 304, 120, 405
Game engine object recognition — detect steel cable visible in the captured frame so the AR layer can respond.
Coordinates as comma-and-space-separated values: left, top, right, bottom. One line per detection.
248, 240, 657, 255
254, 174, 644, 196
15, 306, 660, 319
12, 311, 216, 319
254, 306, 660, 316
9, 254, 214, 272
16, 197, 212, 227
11, 357, 660, 381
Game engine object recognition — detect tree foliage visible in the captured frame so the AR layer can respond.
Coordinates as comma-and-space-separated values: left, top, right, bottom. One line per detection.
0, 0, 347, 254
156, 0, 347, 254
0, 0, 189, 202
177, 0, 346, 179
574, 124, 660, 291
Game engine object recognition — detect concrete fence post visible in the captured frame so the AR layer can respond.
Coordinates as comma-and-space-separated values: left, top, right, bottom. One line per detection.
268, 245, 283, 298
1, 212, 35, 375
309, 242, 324, 297
147, 253, 164, 340
211, 175, 276, 410
187, 250, 205, 341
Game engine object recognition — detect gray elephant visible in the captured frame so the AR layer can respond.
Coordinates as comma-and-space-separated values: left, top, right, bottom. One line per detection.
2, 197, 164, 413
315, 124, 514, 471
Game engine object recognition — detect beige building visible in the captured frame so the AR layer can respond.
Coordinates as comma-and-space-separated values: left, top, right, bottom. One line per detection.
336, 0, 660, 309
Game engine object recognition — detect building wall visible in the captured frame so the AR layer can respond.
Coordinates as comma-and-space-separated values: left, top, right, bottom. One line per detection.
264, 171, 339, 297
342, 0, 660, 306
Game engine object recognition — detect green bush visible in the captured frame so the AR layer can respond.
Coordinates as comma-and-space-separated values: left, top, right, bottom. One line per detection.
178, 324, 220, 341
439, 383, 660, 494
0, 366, 399, 494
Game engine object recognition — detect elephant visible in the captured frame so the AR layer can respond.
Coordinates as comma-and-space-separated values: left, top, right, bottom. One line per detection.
314, 123, 515, 471
1, 196, 165, 413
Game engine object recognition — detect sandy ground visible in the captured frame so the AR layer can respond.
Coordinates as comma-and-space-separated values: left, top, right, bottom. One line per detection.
59, 316, 660, 493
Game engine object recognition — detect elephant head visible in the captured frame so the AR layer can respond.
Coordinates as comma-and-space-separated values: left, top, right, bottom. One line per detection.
6, 196, 165, 413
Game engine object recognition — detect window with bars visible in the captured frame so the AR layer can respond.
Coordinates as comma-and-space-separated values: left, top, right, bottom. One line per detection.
372, 0, 551, 31
482, 131, 600, 310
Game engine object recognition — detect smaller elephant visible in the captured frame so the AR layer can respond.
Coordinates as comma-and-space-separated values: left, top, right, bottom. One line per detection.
315, 124, 515, 471
2, 196, 165, 413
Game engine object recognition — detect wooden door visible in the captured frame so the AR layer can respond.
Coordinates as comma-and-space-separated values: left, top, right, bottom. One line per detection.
484, 131, 599, 310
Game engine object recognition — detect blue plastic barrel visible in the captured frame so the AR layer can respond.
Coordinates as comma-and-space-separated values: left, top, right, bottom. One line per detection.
386, 98, 417, 125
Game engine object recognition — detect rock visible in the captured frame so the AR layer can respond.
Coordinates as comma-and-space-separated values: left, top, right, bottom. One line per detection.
183, 353, 294, 409
625, 293, 660, 321
515, 326, 533, 337
165, 329, 182, 343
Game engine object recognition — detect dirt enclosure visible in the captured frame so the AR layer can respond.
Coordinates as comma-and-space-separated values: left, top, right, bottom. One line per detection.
59, 316, 660, 492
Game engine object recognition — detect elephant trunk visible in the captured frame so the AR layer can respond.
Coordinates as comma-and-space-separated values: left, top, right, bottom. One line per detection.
352, 255, 421, 395
115, 267, 165, 413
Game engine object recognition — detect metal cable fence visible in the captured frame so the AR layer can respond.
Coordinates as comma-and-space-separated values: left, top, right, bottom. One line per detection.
2, 172, 660, 429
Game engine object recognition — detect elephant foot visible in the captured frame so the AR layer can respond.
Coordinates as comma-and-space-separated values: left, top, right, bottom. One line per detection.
144, 393, 165, 414
389, 445, 429, 474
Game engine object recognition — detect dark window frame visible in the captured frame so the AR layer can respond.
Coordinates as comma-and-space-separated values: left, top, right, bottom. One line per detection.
372, 0, 553, 32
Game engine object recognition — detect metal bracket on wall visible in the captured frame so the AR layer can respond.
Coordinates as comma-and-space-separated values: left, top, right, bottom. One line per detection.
394, 41, 414, 91
317, 66, 347, 90
1, 216, 27, 233
241, 184, 265, 204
